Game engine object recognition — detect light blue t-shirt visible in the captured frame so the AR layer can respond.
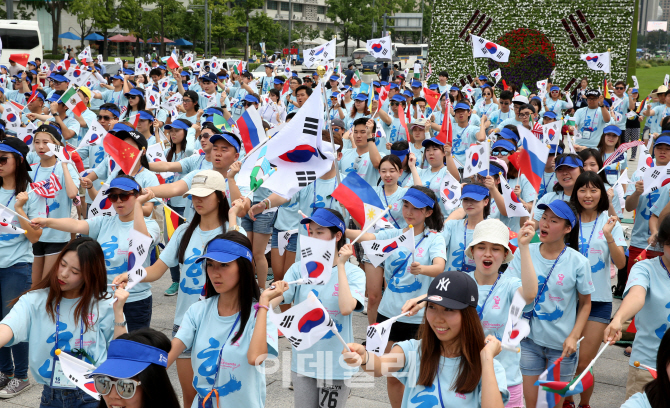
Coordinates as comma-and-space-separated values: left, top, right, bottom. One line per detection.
86, 215, 160, 303
176, 298, 278, 407
414, 166, 453, 218
621, 393, 652, 408
381, 116, 408, 145
272, 197, 300, 232
649, 103, 666, 134
394, 339, 509, 406
490, 109, 515, 128
509, 175, 537, 203
489, 197, 521, 233
58, 116, 82, 149
30, 162, 80, 243
374, 228, 446, 324
533, 191, 570, 222
573, 106, 608, 148
578, 213, 626, 302
474, 99, 498, 118
467, 272, 523, 387
78, 133, 107, 172
610, 96, 630, 130
451, 122, 479, 166
0, 186, 45, 266
281, 261, 366, 379
602, 151, 628, 186
163, 149, 189, 208
374, 186, 408, 229
629, 170, 664, 251
339, 150, 384, 187
442, 219, 476, 272
625, 257, 670, 370
505, 243, 593, 350
409, 143, 426, 169
101, 89, 128, 108
2, 288, 116, 385
538, 172, 557, 200
498, 118, 523, 130
545, 99, 570, 116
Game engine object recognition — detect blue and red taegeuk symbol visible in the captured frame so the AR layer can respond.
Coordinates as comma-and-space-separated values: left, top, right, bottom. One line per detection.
23, 134, 33, 145
314, 46, 325, 56
471, 152, 479, 166
371, 43, 383, 53
647, 157, 655, 167
547, 128, 556, 141
279, 145, 317, 163
73, 70, 81, 78
109, 159, 117, 172
443, 188, 455, 199
510, 190, 521, 203
382, 241, 398, 253
99, 197, 113, 210
305, 261, 325, 278
88, 133, 100, 145
586, 55, 598, 62
127, 252, 137, 270
662, 178, 670, 187
6, 113, 17, 123
298, 308, 326, 333
149, 95, 157, 105
485, 42, 497, 54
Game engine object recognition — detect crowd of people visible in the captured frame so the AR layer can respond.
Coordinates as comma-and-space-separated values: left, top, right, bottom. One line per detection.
0, 53, 666, 408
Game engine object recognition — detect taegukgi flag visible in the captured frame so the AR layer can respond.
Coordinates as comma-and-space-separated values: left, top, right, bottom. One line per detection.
580, 52, 611, 74
471, 35, 510, 63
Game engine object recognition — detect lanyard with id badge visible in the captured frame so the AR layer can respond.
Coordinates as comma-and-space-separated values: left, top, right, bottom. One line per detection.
522, 246, 567, 323
198, 314, 240, 408
580, 108, 600, 141
51, 304, 94, 389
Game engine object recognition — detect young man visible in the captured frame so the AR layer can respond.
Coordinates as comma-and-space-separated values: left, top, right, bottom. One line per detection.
260, 64, 275, 94
410, 80, 423, 98
437, 71, 449, 93
492, 95, 527, 132
451, 102, 484, 166
573, 89, 611, 148
290, 84, 312, 114
378, 94, 409, 146
339, 117, 384, 186
379, 62, 391, 82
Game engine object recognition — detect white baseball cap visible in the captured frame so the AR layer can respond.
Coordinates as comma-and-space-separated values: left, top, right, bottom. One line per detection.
183, 170, 227, 198
465, 219, 514, 263
512, 95, 529, 104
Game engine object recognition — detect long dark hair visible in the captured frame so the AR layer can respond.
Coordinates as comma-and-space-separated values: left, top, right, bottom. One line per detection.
98, 328, 180, 408
316, 208, 346, 250
350, 99, 371, 118
202, 231, 259, 344
127, 95, 146, 113
406, 186, 443, 232
578, 149, 608, 186
543, 201, 580, 251
417, 306, 484, 393
166, 119, 192, 162
570, 171, 609, 215
644, 326, 670, 408
464, 181, 491, 218
0, 151, 31, 194
14, 238, 109, 333
178, 190, 230, 263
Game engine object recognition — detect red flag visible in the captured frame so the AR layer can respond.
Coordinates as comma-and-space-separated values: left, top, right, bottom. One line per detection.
423, 87, 440, 110
9, 53, 30, 67
65, 145, 85, 173
26, 84, 39, 104
531, 121, 543, 138
398, 106, 410, 141
626, 318, 637, 333
103, 134, 141, 175
502, 80, 509, 91
30, 173, 62, 198
167, 54, 180, 70
436, 97, 453, 144
281, 79, 290, 96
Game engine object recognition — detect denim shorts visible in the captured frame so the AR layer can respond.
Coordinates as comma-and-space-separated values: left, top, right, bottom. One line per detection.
172, 324, 192, 358
519, 337, 579, 380
240, 205, 276, 235
271, 228, 298, 252
588, 301, 613, 324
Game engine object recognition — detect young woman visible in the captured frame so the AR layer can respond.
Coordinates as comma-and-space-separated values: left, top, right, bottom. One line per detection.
572, 78, 589, 110
543, 86, 573, 117
343, 270, 509, 408
408, 119, 428, 169
490, 136, 536, 218
346, 186, 446, 408
578, 148, 622, 218
473, 84, 499, 118
0, 238, 129, 406
112, 170, 241, 408
604, 215, 670, 400
261, 89, 286, 125
167, 231, 279, 408
533, 154, 584, 224
345, 93, 371, 130
135, 110, 156, 145
620, 325, 670, 407
598, 125, 627, 186
177, 90, 201, 124
30, 175, 161, 333
30, 124, 80, 283
388, 141, 416, 187
538, 145, 563, 200
415, 138, 459, 218
0, 137, 44, 396
91, 328, 181, 408
124, 88, 145, 118
529, 97, 543, 123
506, 199, 593, 408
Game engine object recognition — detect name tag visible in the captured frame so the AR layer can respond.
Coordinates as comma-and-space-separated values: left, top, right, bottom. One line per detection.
581, 130, 593, 140
50, 358, 77, 389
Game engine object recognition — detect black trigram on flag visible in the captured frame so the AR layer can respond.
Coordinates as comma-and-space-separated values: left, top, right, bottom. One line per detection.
367, 326, 377, 338
303, 117, 319, 136
398, 235, 406, 243
287, 336, 302, 348
296, 171, 317, 187
280, 315, 295, 328
301, 248, 313, 258
371, 243, 380, 251
561, 10, 596, 48
459, 10, 493, 41
323, 250, 332, 261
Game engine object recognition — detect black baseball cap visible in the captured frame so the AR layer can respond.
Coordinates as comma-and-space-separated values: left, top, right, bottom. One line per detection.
114, 129, 148, 151
585, 89, 601, 98
418, 271, 478, 309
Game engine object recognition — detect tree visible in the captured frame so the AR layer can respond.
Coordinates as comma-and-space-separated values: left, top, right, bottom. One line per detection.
232, 0, 264, 62
91, 0, 118, 59
70, 0, 97, 49
20, 0, 71, 53
293, 22, 319, 49
323, 27, 336, 42
325, 0, 362, 56
250, 12, 283, 53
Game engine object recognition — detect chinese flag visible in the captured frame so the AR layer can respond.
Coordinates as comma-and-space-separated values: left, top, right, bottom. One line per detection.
9, 53, 29, 67
422, 87, 440, 110
103, 134, 141, 175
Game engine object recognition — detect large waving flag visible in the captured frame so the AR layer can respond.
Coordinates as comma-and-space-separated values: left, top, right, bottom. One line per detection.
361, 227, 415, 268
303, 39, 336, 68
237, 105, 266, 153
471, 35, 510, 63
463, 143, 489, 178
299, 235, 335, 284
366, 36, 392, 58
268, 291, 335, 350
500, 173, 530, 217
331, 172, 386, 231
517, 126, 550, 192
103, 135, 141, 175
580, 52, 611, 73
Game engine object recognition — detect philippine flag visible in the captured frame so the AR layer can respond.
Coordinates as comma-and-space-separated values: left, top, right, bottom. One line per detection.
331, 172, 388, 231
515, 126, 550, 193
236, 105, 266, 153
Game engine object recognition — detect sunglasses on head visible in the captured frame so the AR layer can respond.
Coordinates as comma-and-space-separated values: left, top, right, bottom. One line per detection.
97, 115, 112, 121
93, 376, 141, 399
108, 192, 136, 202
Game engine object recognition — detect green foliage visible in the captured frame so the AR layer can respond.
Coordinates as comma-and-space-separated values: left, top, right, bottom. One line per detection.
195, 47, 204, 54
227, 47, 240, 55
248, 62, 261, 71
323, 28, 336, 42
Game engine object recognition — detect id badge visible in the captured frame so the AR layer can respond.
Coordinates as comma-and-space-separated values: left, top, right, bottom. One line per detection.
581, 130, 593, 140
50, 357, 76, 389
605, 169, 618, 185
197, 395, 214, 408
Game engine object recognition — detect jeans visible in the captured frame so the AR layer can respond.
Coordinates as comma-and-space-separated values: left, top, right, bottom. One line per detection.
123, 296, 152, 333
168, 206, 185, 283
0, 262, 32, 379
40, 385, 99, 408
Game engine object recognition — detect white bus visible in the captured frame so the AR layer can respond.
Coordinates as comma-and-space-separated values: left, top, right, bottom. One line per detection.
0, 20, 42, 65
395, 43, 428, 66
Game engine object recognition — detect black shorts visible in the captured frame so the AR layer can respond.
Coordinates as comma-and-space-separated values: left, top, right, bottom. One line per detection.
33, 241, 68, 257
376, 313, 421, 343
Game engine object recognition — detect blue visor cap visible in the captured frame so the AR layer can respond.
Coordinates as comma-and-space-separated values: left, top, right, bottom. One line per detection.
123, 68, 134, 76
138, 110, 154, 121
411, 80, 422, 88
391, 148, 410, 163
49, 74, 69, 83
549, 145, 564, 154
158, 65, 166, 70
180, 71, 191, 77
550, 86, 560, 92
543, 111, 557, 119
300, 208, 346, 235
537, 199, 576, 228
449, 86, 460, 91
492, 139, 516, 152
454, 102, 471, 111
655, 135, 670, 148
0, 142, 22, 156
111, 122, 135, 134
243, 94, 259, 103
209, 132, 241, 153
402, 188, 435, 209
164, 119, 190, 131
47, 93, 62, 103
603, 125, 622, 136
88, 339, 168, 379
330, 92, 339, 98
381, 81, 389, 86
479, 162, 506, 178
555, 155, 583, 170
355, 93, 368, 101
204, 107, 224, 117
461, 184, 490, 201
104, 177, 141, 193
428, 84, 439, 90
111, 75, 124, 81
402, 90, 413, 97
531, 96, 541, 103
151, 59, 158, 63
373, 81, 381, 87
329, 75, 339, 81
124, 88, 144, 99
481, 84, 492, 89
391, 95, 405, 103
478, 75, 487, 80
0, 65, 7, 70
196, 238, 253, 265
498, 127, 519, 142
24, 91, 45, 101
422, 138, 445, 148
632, 88, 639, 94
273, 77, 285, 85
389, 83, 399, 90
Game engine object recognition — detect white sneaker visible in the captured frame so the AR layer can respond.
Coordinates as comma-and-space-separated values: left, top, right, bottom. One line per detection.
362, 297, 368, 315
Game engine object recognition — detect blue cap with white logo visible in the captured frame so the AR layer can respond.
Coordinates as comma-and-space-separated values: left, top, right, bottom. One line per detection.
87, 339, 168, 379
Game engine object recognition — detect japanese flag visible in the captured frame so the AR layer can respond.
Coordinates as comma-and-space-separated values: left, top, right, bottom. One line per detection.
88, 184, 117, 219
501, 290, 530, 349
542, 120, 562, 146
361, 227, 415, 268
463, 143, 489, 179
268, 292, 335, 350
298, 234, 335, 285
440, 172, 462, 210
500, 173, 530, 217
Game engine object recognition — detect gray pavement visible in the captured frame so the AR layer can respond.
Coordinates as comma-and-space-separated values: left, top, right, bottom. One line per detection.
3, 153, 642, 408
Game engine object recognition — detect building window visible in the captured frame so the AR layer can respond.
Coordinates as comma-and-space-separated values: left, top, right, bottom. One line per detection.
281, 2, 289, 11
267, 0, 277, 9
293, 3, 303, 12
317, 5, 326, 14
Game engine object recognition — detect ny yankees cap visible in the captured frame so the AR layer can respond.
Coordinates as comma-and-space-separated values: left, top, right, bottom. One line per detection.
418, 271, 478, 310
88, 339, 168, 379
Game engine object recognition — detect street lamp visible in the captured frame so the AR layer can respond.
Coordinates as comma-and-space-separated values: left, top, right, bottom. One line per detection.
189, 6, 212, 58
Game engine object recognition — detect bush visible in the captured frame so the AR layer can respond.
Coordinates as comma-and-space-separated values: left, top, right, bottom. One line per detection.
248, 63, 260, 72
195, 47, 204, 54
637, 61, 652, 69
227, 47, 239, 55
211, 47, 220, 54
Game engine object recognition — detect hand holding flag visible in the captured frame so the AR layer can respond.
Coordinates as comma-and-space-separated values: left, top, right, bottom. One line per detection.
299, 235, 336, 284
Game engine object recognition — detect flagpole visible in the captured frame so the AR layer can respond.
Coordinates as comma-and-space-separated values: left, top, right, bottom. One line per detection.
269, 278, 305, 290
326, 107, 341, 184
350, 206, 392, 245
569, 342, 609, 391
329, 321, 352, 352
408, 224, 416, 264
239, 136, 272, 164
162, 200, 187, 220
0, 202, 31, 223
131, 148, 145, 177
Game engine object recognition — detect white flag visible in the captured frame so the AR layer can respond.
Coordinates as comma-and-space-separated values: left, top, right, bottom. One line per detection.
54, 350, 99, 400
501, 290, 530, 349
210, 56, 221, 71
463, 143, 489, 178
366, 36, 392, 58
471, 35, 510, 63
0, 219, 25, 235
46, 143, 73, 164
580, 52, 611, 74
2, 105, 21, 129
183, 53, 194, 68
665, 75, 669, 88
536, 78, 548, 93
78, 121, 106, 149
134, 58, 147, 76
490, 68, 502, 84
641, 164, 670, 196
303, 39, 336, 68
632, 75, 639, 89
268, 292, 334, 350
278, 229, 298, 256
298, 234, 335, 285
542, 120, 562, 146
145, 143, 174, 180
612, 171, 631, 211
500, 173, 530, 217
157, 77, 171, 95
88, 184, 117, 218
145, 86, 160, 110
439, 171, 462, 210
127, 228, 152, 273
15, 122, 36, 150
125, 266, 147, 292
199, 92, 216, 108
361, 227, 415, 268
462, 84, 475, 100
365, 313, 404, 356
78, 46, 92, 64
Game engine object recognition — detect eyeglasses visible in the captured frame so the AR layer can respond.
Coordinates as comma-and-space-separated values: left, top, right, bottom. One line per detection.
127, 95, 138, 100
107, 192, 135, 202
518, 112, 531, 117
93, 376, 142, 399
97, 115, 112, 121
491, 150, 511, 156
183, 99, 193, 103
0, 156, 9, 165
200, 133, 210, 140
615, 87, 625, 90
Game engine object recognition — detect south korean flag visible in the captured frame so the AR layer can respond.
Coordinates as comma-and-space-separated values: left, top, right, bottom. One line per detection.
463, 143, 489, 179
298, 234, 336, 285
439, 172, 461, 210
542, 120, 562, 146
146, 143, 174, 181
88, 183, 117, 219
500, 173, 530, 217
361, 227, 415, 268
366, 36, 392, 59
268, 292, 334, 351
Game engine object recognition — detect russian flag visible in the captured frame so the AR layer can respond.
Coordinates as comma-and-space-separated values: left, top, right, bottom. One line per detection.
331, 172, 386, 230
236, 105, 266, 153
517, 126, 549, 193
535, 357, 563, 408
536, 361, 594, 398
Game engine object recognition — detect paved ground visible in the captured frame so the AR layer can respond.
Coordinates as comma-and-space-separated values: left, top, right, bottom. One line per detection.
4, 154, 642, 408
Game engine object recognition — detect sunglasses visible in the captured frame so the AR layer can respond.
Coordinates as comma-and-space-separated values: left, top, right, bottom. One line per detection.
390, 101, 400, 106
518, 112, 531, 117
499, 101, 510, 106
127, 95, 139, 100
107, 192, 136, 202
200, 133, 210, 140
242, 101, 253, 107
0, 156, 9, 165
97, 115, 112, 121
491, 150, 511, 156
615, 87, 625, 90
94, 376, 142, 399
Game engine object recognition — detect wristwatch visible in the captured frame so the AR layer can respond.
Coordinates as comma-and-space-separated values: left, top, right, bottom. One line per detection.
114, 320, 127, 327
52, 112, 59, 117
367, 137, 375, 143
